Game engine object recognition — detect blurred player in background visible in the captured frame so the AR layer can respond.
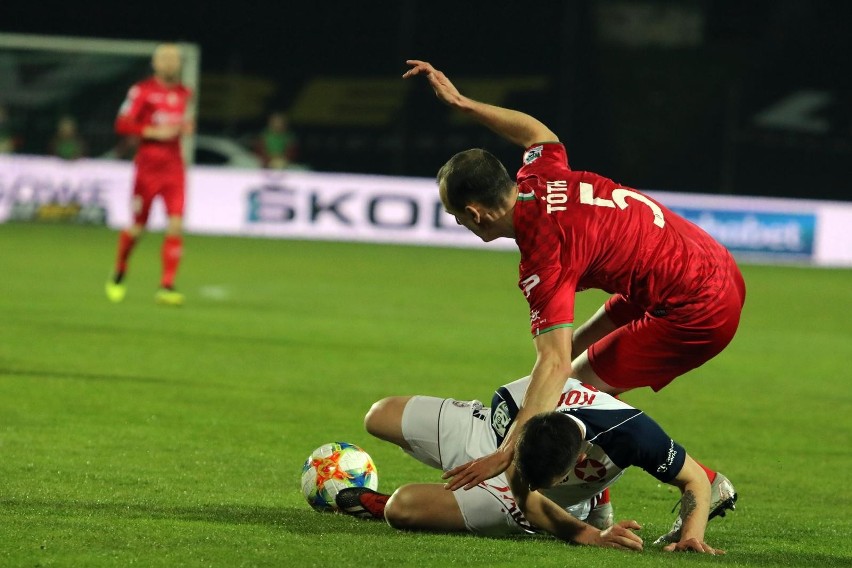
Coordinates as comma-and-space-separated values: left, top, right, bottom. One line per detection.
403, 60, 745, 492
106, 43, 193, 306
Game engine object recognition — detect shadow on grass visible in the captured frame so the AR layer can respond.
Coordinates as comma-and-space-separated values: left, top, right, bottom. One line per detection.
0, 368, 181, 385
0, 498, 401, 537
40, 319, 388, 354
713, 551, 852, 567
3, 498, 850, 564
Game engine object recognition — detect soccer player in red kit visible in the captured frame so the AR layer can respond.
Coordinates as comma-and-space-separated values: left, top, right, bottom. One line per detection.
106, 43, 193, 306
403, 60, 746, 504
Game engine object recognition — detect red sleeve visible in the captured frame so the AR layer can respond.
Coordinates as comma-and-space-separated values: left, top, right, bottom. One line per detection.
115, 84, 146, 136
522, 266, 577, 337
519, 226, 578, 336
517, 143, 571, 183
514, 142, 577, 336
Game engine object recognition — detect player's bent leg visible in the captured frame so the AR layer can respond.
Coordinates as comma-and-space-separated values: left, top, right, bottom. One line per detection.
384, 484, 467, 532
573, 295, 647, 360
572, 304, 618, 359
572, 350, 630, 396
364, 396, 413, 450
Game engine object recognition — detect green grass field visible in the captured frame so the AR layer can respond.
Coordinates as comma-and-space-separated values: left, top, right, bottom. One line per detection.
1, 223, 850, 567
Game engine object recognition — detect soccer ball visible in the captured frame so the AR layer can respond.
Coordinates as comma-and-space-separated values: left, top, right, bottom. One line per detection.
300, 442, 378, 512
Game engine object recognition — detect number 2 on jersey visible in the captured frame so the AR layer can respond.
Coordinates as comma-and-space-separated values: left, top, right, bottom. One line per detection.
579, 182, 665, 228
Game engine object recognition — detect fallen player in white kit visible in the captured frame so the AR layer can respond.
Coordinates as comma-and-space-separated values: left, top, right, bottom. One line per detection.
336, 376, 737, 554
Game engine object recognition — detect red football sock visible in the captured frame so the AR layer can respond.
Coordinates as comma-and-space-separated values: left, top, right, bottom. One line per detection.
694, 460, 718, 483
361, 491, 390, 519
115, 230, 137, 280
160, 235, 183, 289
594, 487, 611, 507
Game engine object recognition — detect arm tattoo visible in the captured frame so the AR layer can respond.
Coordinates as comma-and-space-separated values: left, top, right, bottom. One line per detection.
680, 489, 698, 522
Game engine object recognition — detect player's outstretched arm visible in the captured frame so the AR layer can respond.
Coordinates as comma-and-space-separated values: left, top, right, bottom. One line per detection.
442, 327, 573, 491
664, 455, 726, 555
507, 465, 644, 551
403, 60, 558, 148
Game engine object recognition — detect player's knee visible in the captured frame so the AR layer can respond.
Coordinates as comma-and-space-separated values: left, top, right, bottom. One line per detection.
364, 397, 397, 440
384, 486, 419, 530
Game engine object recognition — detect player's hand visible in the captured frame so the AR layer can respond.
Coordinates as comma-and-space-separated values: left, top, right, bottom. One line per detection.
663, 537, 726, 555
402, 60, 465, 108
442, 449, 512, 491
592, 520, 644, 551
181, 120, 196, 136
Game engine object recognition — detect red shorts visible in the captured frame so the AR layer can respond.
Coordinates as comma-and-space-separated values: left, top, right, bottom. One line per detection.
131, 166, 185, 225
587, 257, 746, 392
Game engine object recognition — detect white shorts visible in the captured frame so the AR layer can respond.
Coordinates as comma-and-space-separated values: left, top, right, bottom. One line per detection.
400, 396, 534, 537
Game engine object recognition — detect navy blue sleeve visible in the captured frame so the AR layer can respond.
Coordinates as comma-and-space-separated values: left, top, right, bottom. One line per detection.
490, 386, 520, 446
580, 409, 687, 484
627, 415, 687, 483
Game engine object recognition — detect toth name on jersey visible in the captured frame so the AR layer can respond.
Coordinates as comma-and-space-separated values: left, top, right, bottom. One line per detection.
491, 376, 686, 515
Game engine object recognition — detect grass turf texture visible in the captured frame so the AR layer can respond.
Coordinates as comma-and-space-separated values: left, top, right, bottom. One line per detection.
1, 223, 850, 568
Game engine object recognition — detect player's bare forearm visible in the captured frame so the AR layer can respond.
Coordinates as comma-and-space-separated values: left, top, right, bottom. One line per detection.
511, 327, 574, 436
442, 355, 567, 491
403, 59, 557, 148
441, 327, 572, 491
493, 329, 573, 459
508, 465, 588, 541
457, 98, 558, 148
509, 466, 644, 550
671, 456, 712, 542
141, 124, 182, 141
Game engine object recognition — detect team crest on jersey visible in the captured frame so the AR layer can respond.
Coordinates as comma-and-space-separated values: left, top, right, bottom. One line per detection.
523, 145, 543, 165
574, 458, 607, 482
167, 92, 179, 106
491, 401, 512, 438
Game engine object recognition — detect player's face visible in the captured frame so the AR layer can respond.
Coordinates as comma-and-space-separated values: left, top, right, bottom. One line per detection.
531, 452, 586, 491
440, 185, 497, 242
152, 45, 182, 82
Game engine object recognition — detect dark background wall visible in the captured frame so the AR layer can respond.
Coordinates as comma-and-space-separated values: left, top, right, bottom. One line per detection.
2, 0, 850, 199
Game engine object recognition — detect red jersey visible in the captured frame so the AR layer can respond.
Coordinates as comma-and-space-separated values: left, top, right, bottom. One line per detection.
515, 143, 732, 336
115, 77, 191, 169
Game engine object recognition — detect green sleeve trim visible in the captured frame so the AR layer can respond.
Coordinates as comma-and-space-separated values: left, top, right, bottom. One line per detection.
534, 323, 574, 336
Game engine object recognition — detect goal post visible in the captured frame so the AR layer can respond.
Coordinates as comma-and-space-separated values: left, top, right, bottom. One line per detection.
0, 32, 200, 163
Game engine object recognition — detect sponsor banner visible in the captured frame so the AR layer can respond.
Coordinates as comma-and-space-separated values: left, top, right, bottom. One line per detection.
230, 169, 496, 249
2, 154, 851, 266
0, 155, 127, 225
669, 208, 816, 259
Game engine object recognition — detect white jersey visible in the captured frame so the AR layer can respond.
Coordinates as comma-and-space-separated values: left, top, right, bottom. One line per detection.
491, 376, 686, 513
